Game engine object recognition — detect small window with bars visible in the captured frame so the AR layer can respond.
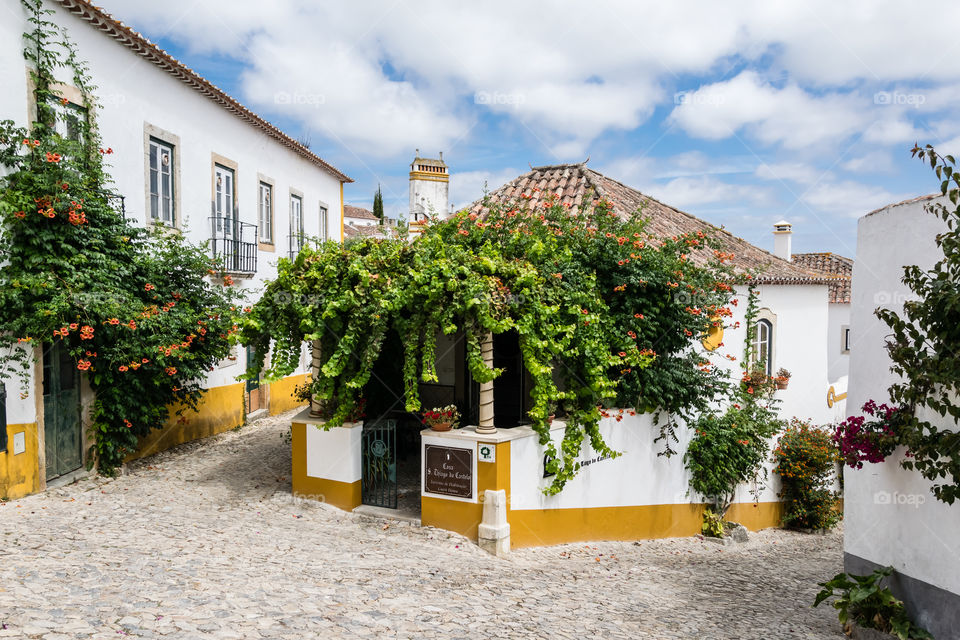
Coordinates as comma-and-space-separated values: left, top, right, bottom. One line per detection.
259, 182, 273, 243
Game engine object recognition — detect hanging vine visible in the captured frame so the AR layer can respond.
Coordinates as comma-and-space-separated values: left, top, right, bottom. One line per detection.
0, 0, 238, 474
242, 192, 741, 493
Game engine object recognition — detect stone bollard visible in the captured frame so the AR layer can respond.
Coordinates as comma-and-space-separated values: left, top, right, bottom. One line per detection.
478, 489, 510, 557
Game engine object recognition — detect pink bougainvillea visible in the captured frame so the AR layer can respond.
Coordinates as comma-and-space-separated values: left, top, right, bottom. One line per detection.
834, 400, 901, 468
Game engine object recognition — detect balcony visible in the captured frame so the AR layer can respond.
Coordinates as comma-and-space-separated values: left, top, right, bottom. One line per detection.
209, 216, 257, 276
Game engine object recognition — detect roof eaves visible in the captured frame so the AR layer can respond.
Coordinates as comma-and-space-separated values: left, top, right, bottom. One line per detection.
53, 0, 353, 183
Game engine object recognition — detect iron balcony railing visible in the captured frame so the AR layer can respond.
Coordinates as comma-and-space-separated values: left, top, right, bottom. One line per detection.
209, 216, 257, 276
288, 230, 305, 261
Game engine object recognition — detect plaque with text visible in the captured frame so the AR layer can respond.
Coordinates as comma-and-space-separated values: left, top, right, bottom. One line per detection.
424, 445, 473, 499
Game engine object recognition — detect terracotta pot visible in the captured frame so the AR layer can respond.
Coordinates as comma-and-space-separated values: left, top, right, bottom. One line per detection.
776, 379, 789, 390
429, 421, 453, 432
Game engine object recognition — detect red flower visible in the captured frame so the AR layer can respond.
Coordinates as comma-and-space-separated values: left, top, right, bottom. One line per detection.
118, 365, 128, 372
144, 283, 155, 291
76, 359, 91, 371
107, 318, 120, 325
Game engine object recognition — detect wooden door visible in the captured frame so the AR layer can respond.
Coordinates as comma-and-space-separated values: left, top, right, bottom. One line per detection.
43, 343, 82, 480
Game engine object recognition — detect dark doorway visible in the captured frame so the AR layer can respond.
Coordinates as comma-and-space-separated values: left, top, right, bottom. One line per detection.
43, 342, 82, 480
493, 331, 526, 428
362, 330, 423, 517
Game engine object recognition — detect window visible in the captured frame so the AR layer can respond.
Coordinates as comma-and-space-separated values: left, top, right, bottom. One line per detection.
319, 205, 328, 242
149, 138, 175, 225
842, 326, 851, 354
214, 164, 235, 231
752, 319, 773, 375
290, 196, 303, 244
259, 182, 273, 244
290, 194, 304, 255
53, 100, 85, 143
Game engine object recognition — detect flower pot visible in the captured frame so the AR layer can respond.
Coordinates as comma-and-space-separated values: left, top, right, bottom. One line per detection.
429, 421, 453, 432
776, 379, 789, 390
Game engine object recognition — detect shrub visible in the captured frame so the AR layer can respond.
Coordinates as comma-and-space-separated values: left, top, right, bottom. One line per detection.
814, 567, 933, 639
774, 418, 841, 530
685, 401, 783, 516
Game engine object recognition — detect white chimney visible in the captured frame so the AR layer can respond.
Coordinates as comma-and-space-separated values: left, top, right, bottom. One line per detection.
773, 220, 792, 261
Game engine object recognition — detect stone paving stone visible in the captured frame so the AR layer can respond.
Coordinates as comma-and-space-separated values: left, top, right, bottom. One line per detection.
0, 408, 845, 639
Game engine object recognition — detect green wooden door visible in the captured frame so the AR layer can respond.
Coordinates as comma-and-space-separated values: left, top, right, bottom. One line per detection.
43, 343, 82, 480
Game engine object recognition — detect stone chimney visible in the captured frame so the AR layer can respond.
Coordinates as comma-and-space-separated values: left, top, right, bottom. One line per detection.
773, 220, 792, 261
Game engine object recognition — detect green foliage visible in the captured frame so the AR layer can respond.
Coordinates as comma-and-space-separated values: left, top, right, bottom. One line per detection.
685, 286, 784, 516
684, 400, 783, 515
241, 191, 740, 493
701, 508, 724, 538
0, 0, 237, 474
814, 567, 933, 640
773, 418, 841, 530
873, 144, 960, 504
372, 184, 384, 224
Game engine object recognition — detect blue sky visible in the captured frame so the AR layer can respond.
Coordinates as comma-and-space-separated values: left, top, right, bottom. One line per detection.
98, 1, 960, 258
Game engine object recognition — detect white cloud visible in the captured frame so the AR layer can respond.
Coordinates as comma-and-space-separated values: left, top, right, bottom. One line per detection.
754, 162, 829, 186
799, 181, 906, 217
449, 168, 523, 210
96, 0, 960, 165
644, 176, 776, 209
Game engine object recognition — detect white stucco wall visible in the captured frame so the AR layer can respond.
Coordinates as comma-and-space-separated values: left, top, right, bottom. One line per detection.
409, 175, 449, 220
0, 0, 345, 420
827, 303, 851, 384
845, 196, 960, 597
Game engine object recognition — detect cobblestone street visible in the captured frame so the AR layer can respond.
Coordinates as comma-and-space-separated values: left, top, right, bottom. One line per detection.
0, 409, 844, 639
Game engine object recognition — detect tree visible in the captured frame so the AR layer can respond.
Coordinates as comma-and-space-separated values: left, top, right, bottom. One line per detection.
373, 184, 384, 225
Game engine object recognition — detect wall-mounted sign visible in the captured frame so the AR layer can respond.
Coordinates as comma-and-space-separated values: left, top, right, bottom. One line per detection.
478, 443, 496, 463
12, 431, 25, 455
424, 445, 472, 499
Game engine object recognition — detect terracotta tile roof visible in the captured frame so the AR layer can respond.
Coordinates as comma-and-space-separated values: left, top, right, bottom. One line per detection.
792, 252, 853, 303
53, 0, 352, 183
343, 222, 388, 239
468, 163, 829, 284
344, 205, 378, 221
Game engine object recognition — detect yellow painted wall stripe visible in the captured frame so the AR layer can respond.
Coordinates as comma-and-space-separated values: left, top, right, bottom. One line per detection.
0, 423, 40, 500
291, 421, 361, 510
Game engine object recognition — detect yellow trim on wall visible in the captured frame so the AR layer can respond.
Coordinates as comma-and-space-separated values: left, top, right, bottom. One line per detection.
268, 373, 308, 415
129, 382, 245, 462
408, 171, 449, 183
0, 423, 40, 500
290, 421, 361, 510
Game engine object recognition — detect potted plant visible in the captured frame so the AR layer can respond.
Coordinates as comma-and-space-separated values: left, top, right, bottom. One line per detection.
775, 368, 791, 390
422, 405, 460, 432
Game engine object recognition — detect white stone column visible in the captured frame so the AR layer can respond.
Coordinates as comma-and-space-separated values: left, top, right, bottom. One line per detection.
309, 339, 323, 418
476, 332, 497, 434
478, 489, 510, 556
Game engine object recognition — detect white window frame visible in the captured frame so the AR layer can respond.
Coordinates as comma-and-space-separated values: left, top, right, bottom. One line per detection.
149, 137, 176, 226
752, 319, 774, 375
259, 182, 274, 244
290, 194, 304, 252
53, 100, 85, 143
319, 204, 328, 242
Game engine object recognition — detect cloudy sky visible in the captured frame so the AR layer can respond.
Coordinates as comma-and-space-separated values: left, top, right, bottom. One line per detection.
99, 0, 960, 257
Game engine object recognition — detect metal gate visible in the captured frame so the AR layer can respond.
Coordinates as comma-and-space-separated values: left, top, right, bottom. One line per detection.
361, 419, 397, 508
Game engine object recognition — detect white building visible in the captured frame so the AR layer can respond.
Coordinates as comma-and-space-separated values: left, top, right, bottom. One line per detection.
845, 194, 959, 639
409, 151, 449, 221
0, 0, 351, 498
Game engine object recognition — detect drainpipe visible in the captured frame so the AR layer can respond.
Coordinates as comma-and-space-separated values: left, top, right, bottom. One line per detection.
309, 339, 323, 418
475, 332, 497, 434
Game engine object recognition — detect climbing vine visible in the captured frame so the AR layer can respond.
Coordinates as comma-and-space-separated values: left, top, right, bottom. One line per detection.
872, 144, 960, 504
242, 191, 740, 493
0, 0, 238, 474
